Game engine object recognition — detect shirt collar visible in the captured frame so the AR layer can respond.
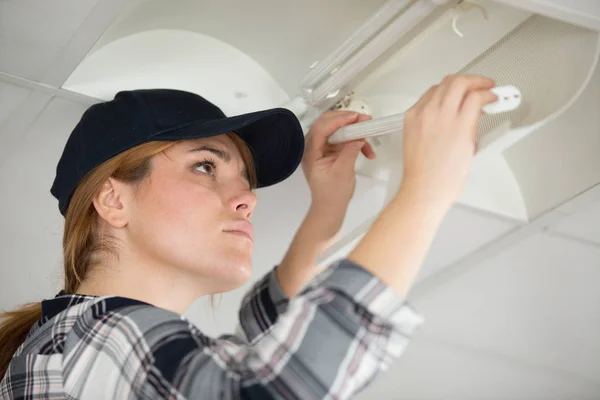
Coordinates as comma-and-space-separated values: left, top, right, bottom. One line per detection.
41, 291, 98, 321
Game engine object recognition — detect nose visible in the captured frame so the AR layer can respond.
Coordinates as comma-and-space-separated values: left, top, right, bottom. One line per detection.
228, 188, 257, 219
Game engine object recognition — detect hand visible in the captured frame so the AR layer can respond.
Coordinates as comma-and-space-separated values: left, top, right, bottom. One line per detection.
302, 111, 376, 217
400, 74, 497, 207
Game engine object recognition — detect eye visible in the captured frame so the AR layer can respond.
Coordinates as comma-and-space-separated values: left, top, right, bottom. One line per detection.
193, 159, 216, 176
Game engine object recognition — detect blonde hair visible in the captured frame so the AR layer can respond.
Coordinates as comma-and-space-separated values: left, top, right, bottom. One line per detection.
0, 133, 256, 379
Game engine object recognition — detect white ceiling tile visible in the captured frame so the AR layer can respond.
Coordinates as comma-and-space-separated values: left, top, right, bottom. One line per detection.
0, 97, 88, 236
0, 89, 53, 167
551, 199, 600, 245
0, 0, 99, 48
418, 206, 516, 283
43, 0, 133, 87
357, 336, 600, 400
0, 97, 87, 310
315, 195, 516, 282
0, 228, 63, 310
412, 233, 600, 383
0, 0, 98, 81
0, 81, 31, 130
0, 36, 59, 80
556, 183, 600, 215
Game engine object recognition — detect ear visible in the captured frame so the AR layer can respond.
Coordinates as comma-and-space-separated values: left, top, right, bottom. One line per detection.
93, 178, 132, 228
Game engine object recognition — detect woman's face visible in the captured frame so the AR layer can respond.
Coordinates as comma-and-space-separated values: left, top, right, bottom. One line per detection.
126, 134, 257, 294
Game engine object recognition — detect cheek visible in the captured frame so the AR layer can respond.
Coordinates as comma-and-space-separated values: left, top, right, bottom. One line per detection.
133, 178, 223, 252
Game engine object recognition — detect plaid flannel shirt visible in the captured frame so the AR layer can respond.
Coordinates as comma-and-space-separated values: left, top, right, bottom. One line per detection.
0, 259, 423, 399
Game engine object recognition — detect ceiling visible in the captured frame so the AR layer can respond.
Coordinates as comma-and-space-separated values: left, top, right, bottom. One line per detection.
0, 0, 599, 398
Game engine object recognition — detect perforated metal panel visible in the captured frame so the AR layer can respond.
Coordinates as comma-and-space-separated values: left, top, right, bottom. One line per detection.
460, 15, 600, 144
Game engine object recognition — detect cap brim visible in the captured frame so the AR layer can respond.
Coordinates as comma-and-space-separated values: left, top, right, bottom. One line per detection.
152, 108, 305, 188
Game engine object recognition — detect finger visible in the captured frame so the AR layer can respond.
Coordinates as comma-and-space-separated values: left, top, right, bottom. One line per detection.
431, 75, 455, 107
460, 89, 499, 140
411, 84, 439, 112
329, 139, 374, 159
361, 140, 376, 159
335, 140, 364, 171
321, 110, 362, 126
352, 114, 374, 157
322, 109, 358, 120
326, 143, 346, 153
324, 140, 357, 157
441, 75, 495, 113
356, 113, 372, 123
310, 112, 360, 152
328, 113, 373, 152
330, 139, 365, 154
351, 115, 374, 158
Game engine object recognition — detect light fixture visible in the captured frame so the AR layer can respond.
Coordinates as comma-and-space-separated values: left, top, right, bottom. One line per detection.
301, 0, 455, 106
300, 0, 414, 90
300, 0, 600, 259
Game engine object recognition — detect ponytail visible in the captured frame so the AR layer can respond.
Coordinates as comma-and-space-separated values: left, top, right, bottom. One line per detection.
0, 303, 42, 379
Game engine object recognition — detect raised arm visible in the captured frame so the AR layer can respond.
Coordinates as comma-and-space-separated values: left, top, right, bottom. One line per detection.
238, 111, 375, 341
348, 75, 497, 297
232, 75, 498, 398
240, 75, 496, 342
276, 111, 375, 298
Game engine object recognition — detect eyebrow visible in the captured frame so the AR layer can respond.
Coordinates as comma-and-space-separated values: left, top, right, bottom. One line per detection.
189, 145, 231, 162
188, 145, 250, 183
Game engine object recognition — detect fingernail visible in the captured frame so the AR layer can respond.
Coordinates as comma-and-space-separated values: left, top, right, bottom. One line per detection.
352, 141, 364, 149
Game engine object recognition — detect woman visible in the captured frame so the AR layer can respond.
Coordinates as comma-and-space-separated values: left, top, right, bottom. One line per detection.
0, 75, 496, 399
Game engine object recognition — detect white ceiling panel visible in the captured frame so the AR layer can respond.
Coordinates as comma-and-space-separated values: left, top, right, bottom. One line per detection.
418, 206, 516, 283
556, 183, 600, 215
308, 200, 517, 285
357, 336, 600, 400
0, 97, 87, 237
0, 0, 99, 49
0, 81, 31, 130
0, 97, 87, 309
0, 0, 99, 81
551, 199, 600, 246
0, 228, 63, 308
412, 233, 600, 383
0, 88, 53, 167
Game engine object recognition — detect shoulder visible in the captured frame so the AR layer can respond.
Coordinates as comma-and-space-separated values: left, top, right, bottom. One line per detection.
60, 296, 208, 397
64, 296, 205, 350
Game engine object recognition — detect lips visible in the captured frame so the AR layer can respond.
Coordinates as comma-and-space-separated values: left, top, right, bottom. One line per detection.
224, 221, 254, 242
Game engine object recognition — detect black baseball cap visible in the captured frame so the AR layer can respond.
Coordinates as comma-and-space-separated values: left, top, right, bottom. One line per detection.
50, 89, 305, 216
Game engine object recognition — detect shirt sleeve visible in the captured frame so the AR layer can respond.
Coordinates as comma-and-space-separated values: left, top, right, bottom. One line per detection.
63, 259, 423, 400
237, 265, 290, 343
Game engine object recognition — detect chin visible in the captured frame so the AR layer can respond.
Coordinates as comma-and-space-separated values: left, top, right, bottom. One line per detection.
209, 251, 253, 293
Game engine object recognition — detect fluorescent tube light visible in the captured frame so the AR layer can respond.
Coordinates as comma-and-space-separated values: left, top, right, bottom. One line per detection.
308, 0, 450, 106
300, 0, 413, 90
